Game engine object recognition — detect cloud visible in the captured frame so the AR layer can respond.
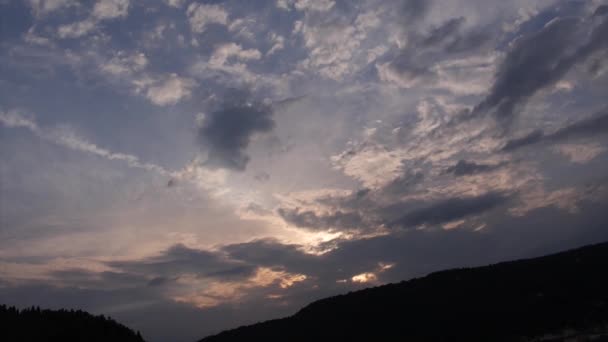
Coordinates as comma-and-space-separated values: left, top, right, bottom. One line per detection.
57, 0, 130, 38
186, 3, 229, 33
331, 144, 405, 189
553, 143, 606, 164
0, 110, 170, 175
197, 96, 275, 171
100, 51, 148, 76
376, 16, 494, 91
294, 0, 335, 12
27, 0, 76, 16
142, 74, 197, 106
164, 0, 185, 8
57, 19, 98, 38
421, 17, 466, 47
445, 160, 505, 176
92, 0, 129, 20
208, 43, 261, 68
277, 207, 365, 232
392, 192, 508, 228
108, 244, 255, 281
474, 11, 608, 123
501, 130, 545, 152
266, 33, 285, 56
502, 109, 608, 152
295, 8, 382, 80
399, 0, 431, 24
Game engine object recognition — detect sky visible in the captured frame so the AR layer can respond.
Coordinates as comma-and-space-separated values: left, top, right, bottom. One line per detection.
1, 0, 608, 340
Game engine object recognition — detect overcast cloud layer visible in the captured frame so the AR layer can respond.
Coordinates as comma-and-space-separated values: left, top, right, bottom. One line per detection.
1, 0, 608, 341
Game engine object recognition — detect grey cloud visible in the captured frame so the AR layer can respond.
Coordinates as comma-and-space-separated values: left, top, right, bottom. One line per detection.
381, 15, 494, 88
445, 160, 504, 176
108, 244, 255, 281
421, 17, 466, 47
548, 109, 608, 141
501, 129, 545, 152
51, 269, 150, 289
222, 239, 317, 272
474, 11, 608, 124
379, 170, 424, 197
198, 97, 274, 171
502, 109, 608, 152
420, 17, 492, 54
277, 207, 366, 231
595, 5, 608, 17
400, 0, 432, 25
391, 192, 509, 228
444, 28, 492, 54
474, 17, 584, 121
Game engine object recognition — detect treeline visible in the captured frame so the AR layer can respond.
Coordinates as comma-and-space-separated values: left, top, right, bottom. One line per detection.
0, 305, 145, 342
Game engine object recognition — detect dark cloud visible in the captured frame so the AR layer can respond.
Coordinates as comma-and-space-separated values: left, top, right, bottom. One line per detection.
595, 5, 608, 17
400, 0, 432, 24
380, 170, 424, 196
108, 244, 255, 281
421, 17, 465, 47
444, 28, 492, 54
548, 109, 608, 142
198, 96, 274, 171
277, 207, 366, 231
445, 160, 504, 176
474, 17, 584, 121
502, 109, 608, 152
474, 11, 608, 124
391, 192, 509, 228
501, 129, 545, 152
222, 239, 317, 273
381, 15, 493, 89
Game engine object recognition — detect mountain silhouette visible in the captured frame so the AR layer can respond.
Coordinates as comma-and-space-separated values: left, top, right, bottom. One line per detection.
199, 241, 608, 342
0, 305, 145, 342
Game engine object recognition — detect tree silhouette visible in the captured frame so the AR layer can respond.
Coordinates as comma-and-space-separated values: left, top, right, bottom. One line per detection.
0, 305, 146, 342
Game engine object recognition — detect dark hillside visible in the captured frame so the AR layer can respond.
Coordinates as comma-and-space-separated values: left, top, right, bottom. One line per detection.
200, 241, 608, 342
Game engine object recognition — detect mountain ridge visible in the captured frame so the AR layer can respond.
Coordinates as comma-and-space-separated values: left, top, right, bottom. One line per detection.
199, 241, 608, 342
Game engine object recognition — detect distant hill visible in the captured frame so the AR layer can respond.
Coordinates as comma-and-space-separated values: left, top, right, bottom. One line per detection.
0, 305, 145, 342
200, 242, 608, 342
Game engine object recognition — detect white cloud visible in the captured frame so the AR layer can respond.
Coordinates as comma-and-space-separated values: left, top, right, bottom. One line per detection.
228, 18, 257, 41
100, 51, 148, 76
92, 0, 130, 20
267, 33, 285, 56
0, 110, 40, 132
331, 144, 405, 189
209, 43, 262, 68
164, 0, 185, 8
186, 3, 229, 33
276, 0, 292, 11
142, 74, 197, 106
0, 110, 169, 175
296, 10, 382, 80
57, 19, 97, 38
554, 143, 606, 164
294, 0, 335, 12
510, 187, 584, 216
56, 0, 130, 39
27, 0, 76, 16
